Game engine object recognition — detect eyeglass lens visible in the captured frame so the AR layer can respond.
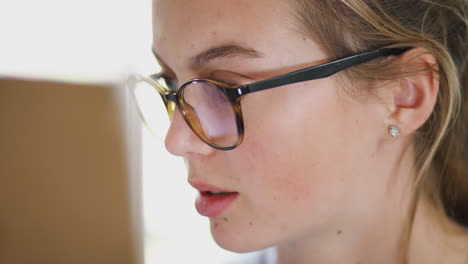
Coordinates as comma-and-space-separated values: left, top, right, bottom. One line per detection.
133, 79, 239, 148
181, 81, 238, 147
133, 79, 173, 141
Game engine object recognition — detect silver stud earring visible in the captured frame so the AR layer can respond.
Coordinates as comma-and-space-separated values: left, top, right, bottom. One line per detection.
388, 126, 400, 137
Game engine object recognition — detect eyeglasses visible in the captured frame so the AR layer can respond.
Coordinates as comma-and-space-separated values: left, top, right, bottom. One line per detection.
129, 47, 408, 151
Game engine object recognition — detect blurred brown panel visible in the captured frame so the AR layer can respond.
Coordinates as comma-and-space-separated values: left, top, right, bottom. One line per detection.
0, 78, 136, 264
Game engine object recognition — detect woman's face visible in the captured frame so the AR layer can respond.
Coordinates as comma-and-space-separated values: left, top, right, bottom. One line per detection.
153, 0, 394, 252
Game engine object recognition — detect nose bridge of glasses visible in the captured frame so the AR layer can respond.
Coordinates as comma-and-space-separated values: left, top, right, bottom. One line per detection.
162, 93, 178, 118
164, 92, 177, 102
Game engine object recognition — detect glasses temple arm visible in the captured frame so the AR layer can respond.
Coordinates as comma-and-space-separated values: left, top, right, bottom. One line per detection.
244, 48, 408, 94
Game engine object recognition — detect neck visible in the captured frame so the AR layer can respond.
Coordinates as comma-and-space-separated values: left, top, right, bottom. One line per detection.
276, 145, 414, 264
408, 196, 468, 264
275, 191, 468, 264
276, 197, 409, 264
275, 143, 468, 264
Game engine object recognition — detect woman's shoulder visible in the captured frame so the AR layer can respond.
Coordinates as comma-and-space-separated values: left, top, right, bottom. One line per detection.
225, 247, 277, 264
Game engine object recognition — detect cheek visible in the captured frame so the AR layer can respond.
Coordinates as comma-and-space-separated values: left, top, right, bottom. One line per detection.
236, 79, 383, 216
210, 81, 386, 251
230, 134, 348, 248
236, 82, 350, 216
241, 137, 343, 213
242, 141, 318, 203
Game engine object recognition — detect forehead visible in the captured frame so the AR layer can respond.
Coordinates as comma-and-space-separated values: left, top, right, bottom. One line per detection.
152, 0, 295, 68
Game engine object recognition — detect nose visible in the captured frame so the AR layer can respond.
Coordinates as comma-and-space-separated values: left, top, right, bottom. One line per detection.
164, 108, 214, 157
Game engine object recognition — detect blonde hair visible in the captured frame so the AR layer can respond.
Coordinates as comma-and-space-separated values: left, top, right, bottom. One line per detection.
293, 0, 468, 248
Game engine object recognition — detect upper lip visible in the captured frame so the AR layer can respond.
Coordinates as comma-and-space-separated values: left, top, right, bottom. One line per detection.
189, 181, 237, 193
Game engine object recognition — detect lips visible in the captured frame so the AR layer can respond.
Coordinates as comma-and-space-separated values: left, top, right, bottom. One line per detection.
190, 182, 239, 218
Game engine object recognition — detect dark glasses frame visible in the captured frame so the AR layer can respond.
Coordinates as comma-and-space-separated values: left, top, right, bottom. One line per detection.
131, 47, 409, 151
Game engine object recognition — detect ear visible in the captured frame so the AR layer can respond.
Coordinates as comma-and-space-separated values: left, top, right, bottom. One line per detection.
387, 48, 439, 137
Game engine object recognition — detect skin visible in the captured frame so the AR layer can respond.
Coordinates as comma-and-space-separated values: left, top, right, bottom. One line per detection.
152, 0, 467, 263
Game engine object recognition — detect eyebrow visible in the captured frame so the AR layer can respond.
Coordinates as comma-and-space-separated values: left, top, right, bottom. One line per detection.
190, 43, 262, 69
152, 43, 263, 72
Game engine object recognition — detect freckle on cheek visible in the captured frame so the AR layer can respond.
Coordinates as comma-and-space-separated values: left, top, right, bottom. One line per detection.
223, 217, 228, 222
232, 174, 241, 183
280, 223, 288, 232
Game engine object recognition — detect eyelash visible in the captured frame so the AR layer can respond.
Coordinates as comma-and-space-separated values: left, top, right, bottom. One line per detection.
209, 73, 239, 86
159, 72, 240, 90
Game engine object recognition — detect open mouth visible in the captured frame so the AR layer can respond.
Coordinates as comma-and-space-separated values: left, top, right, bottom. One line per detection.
195, 191, 239, 217
190, 181, 240, 217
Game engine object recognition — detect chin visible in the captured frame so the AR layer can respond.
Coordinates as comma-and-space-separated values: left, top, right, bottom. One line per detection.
209, 218, 274, 253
